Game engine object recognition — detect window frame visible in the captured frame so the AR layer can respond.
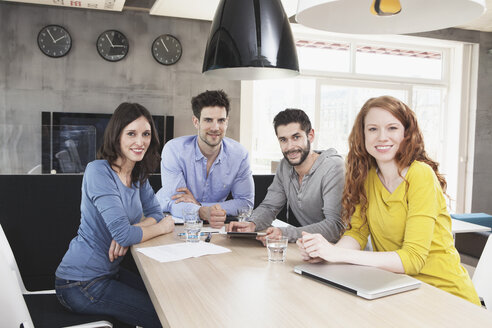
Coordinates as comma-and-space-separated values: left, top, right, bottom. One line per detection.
240, 29, 478, 213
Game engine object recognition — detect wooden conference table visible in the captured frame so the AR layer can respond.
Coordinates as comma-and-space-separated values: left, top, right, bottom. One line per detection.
132, 228, 492, 328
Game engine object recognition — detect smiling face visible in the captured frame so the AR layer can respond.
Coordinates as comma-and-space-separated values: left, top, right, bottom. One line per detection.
193, 106, 228, 149
119, 115, 152, 165
364, 107, 405, 166
276, 123, 314, 166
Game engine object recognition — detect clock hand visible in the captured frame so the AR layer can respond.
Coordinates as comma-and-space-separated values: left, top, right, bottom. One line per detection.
113, 45, 126, 48
47, 29, 56, 42
54, 35, 67, 43
105, 34, 115, 47
160, 38, 169, 52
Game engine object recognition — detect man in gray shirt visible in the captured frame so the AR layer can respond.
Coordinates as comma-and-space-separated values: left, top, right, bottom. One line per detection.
228, 109, 345, 243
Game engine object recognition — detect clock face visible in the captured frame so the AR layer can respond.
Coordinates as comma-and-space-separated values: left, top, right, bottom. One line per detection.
152, 34, 182, 65
96, 30, 129, 62
37, 25, 72, 58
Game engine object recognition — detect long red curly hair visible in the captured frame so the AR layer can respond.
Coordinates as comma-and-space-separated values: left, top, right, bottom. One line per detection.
342, 96, 447, 230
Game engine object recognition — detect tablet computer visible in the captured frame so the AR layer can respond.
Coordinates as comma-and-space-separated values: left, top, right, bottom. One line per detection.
226, 232, 266, 237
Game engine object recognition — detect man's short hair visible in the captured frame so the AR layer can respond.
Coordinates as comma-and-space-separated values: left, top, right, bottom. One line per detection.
273, 108, 312, 136
191, 90, 230, 119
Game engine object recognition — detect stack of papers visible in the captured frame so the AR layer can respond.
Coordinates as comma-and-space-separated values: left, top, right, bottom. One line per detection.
136, 242, 231, 263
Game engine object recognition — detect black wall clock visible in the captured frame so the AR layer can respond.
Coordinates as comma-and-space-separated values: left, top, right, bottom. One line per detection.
96, 30, 129, 62
152, 34, 182, 65
37, 25, 72, 58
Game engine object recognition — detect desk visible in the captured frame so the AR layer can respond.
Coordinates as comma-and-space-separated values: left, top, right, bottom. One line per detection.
132, 230, 492, 328
452, 218, 491, 234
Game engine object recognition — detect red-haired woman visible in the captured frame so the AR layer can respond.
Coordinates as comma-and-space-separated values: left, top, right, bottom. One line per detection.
297, 96, 480, 305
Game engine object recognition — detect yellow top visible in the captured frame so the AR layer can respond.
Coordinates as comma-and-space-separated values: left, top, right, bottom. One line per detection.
344, 161, 480, 305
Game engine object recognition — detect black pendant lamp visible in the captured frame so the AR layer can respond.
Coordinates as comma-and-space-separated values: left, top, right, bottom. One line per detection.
202, 0, 299, 80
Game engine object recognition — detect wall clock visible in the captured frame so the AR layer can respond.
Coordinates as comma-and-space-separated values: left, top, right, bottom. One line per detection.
151, 34, 182, 65
37, 25, 72, 58
96, 30, 129, 62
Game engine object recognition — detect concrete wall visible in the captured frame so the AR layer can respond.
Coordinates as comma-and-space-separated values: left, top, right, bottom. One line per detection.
0, 2, 241, 174
1, 2, 491, 215
414, 28, 492, 214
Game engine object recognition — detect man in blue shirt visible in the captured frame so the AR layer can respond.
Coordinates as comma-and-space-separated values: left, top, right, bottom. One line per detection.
156, 90, 254, 228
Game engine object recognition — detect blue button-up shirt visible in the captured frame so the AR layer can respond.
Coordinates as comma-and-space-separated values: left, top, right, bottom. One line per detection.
155, 135, 254, 217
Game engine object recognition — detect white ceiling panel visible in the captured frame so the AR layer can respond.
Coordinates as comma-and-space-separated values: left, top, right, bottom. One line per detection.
2, 0, 492, 32
149, 0, 299, 21
2, 0, 125, 11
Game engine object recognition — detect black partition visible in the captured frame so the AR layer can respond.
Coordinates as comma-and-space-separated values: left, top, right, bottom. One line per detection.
41, 112, 174, 174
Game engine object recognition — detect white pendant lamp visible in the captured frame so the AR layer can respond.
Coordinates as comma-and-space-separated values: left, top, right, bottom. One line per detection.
296, 0, 487, 34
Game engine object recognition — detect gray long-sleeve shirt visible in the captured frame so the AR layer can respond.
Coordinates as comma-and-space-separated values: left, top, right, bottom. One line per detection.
250, 149, 345, 242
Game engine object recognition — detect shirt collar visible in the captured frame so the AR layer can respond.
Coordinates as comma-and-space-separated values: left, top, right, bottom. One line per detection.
194, 136, 225, 164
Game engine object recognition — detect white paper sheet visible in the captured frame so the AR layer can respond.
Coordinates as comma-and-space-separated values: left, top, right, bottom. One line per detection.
136, 242, 231, 263
202, 226, 225, 233
272, 219, 293, 228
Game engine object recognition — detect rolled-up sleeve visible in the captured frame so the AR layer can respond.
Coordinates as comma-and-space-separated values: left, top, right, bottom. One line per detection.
214, 152, 254, 215
156, 141, 192, 217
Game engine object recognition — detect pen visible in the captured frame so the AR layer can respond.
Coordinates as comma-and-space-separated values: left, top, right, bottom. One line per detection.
205, 232, 212, 242
177, 232, 211, 236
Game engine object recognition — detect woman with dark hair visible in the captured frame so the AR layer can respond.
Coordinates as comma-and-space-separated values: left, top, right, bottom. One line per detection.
297, 96, 480, 305
55, 103, 173, 327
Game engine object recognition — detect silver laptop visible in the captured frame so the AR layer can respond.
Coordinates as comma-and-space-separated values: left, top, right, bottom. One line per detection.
294, 263, 421, 300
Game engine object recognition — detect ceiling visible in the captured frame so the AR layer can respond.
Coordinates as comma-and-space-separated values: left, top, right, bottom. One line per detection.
3, 0, 492, 32
130, 0, 492, 32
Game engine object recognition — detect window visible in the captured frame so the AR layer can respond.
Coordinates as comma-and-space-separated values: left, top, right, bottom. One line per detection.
355, 45, 443, 80
241, 30, 478, 213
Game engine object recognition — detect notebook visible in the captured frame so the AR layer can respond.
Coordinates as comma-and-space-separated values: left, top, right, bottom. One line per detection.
294, 263, 421, 300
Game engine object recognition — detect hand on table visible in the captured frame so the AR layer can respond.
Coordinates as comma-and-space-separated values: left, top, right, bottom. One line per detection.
257, 227, 282, 246
108, 239, 128, 262
298, 231, 336, 263
172, 187, 200, 205
158, 215, 175, 234
199, 204, 226, 228
227, 221, 256, 232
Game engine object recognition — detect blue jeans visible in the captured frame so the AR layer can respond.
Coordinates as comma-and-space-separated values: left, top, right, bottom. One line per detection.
55, 267, 161, 328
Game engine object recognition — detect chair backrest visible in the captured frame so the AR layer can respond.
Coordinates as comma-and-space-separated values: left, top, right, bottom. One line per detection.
0, 223, 27, 293
0, 250, 34, 328
472, 234, 492, 310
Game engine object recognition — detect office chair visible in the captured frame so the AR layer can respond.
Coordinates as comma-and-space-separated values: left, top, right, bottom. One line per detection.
55, 139, 83, 173
0, 224, 53, 295
0, 224, 113, 327
473, 233, 492, 310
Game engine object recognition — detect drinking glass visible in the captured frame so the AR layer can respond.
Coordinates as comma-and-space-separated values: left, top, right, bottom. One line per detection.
266, 236, 288, 262
237, 206, 253, 222
182, 208, 203, 243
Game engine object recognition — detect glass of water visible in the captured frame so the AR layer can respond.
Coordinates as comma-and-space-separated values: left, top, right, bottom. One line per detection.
182, 208, 203, 243
237, 206, 253, 222
266, 236, 288, 263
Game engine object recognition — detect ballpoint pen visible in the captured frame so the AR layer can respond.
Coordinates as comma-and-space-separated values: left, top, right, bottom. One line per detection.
205, 232, 212, 242
177, 232, 209, 237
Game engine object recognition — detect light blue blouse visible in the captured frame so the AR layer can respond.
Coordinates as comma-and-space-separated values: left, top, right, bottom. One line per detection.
56, 160, 164, 281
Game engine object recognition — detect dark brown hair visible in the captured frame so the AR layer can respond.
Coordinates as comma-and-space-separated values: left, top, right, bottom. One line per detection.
273, 108, 312, 136
191, 90, 230, 119
98, 102, 160, 186
342, 96, 446, 230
